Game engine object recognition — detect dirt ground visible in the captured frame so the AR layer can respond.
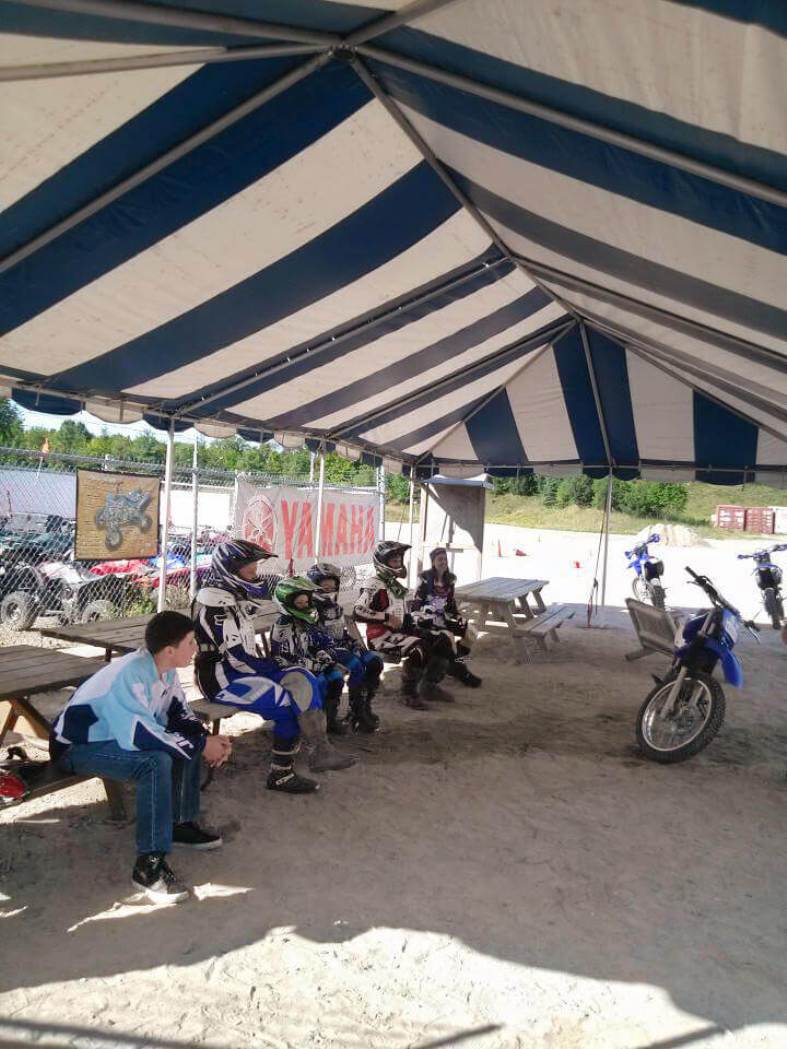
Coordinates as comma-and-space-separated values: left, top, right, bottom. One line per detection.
1, 602, 785, 1049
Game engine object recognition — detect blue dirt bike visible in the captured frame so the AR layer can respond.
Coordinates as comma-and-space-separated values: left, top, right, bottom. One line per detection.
635, 567, 759, 764
625, 533, 666, 609
737, 543, 786, 630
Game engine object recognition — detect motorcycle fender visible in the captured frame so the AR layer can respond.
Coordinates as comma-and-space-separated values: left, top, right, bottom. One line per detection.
703, 638, 743, 688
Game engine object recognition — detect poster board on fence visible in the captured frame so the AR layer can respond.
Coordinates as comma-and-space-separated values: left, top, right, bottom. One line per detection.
234, 481, 379, 573
75, 470, 160, 560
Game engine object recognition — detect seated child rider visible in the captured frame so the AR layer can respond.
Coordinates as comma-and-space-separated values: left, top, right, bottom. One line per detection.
51, 611, 230, 903
193, 540, 354, 794
269, 576, 351, 736
354, 540, 455, 709
412, 546, 482, 688
307, 562, 383, 734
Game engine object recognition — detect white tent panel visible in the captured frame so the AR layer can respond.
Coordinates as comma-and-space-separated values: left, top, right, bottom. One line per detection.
414, 0, 787, 153
625, 350, 695, 466
505, 345, 578, 463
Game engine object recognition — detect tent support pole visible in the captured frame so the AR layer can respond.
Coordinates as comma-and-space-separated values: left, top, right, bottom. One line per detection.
601, 470, 613, 607
314, 446, 326, 559
0, 42, 324, 82
417, 483, 429, 580
1, 53, 330, 275
346, 0, 464, 46
357, 44, 786, 208
377, 464, 386, 542
407, 475, 416, 588
580, 321, 615, 608
189, 435, 199, 601
158, 420, 175, 612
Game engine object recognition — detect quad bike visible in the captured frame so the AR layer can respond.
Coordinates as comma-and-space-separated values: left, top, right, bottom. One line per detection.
94, 489, 153, 550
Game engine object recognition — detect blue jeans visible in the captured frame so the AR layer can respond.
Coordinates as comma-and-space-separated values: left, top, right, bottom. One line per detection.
58, 741, 201, 855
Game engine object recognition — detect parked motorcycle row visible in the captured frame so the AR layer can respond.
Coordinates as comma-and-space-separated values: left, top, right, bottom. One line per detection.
626, 534, 786, 765
0, 513, 228, 632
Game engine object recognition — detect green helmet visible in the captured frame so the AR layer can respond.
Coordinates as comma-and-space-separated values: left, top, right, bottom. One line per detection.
273, 576, 319, 625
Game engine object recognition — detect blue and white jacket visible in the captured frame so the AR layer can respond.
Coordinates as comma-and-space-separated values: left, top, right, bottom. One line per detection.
50, 649, 207, 762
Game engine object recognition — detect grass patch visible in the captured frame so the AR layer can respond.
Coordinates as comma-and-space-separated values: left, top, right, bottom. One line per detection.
387, 482, 786, 538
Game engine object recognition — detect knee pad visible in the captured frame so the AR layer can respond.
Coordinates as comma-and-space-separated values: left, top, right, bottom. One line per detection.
280, 668, 322, 714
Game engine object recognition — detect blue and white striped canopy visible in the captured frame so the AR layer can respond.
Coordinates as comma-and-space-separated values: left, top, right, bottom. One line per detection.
1, 0, 785, 484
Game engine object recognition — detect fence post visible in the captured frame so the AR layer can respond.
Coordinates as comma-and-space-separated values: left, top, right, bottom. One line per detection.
377, 464, 386, 541
314, 445, 326, 559
190, 434, 199, 600
157, 420, 175, 612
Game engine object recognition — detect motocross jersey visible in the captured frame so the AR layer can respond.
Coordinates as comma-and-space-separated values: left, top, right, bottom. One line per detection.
193, 585, 277, 699
270, 615, 338, 673
354, 575, 408, 643
413, 569, 459, 618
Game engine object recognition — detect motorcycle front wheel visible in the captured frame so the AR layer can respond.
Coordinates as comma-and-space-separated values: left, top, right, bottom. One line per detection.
763, 588, 783, 630
636, 671, 725, 763
648, 582, 666, 610
632, 576, 649, 603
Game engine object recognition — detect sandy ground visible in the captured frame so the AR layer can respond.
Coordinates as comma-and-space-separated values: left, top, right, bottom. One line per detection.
1, 528, 786, 1049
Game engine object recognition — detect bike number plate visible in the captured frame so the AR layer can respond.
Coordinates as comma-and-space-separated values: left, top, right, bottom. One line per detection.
722, 610, 739, 643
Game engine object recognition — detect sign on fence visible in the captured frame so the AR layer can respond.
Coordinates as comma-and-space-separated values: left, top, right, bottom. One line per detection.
75, 470, 160, 560
234, 481, 378, 568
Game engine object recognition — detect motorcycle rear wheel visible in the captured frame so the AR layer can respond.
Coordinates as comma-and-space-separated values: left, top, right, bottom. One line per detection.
636, 671, 725, 763
763, 588, 783, 630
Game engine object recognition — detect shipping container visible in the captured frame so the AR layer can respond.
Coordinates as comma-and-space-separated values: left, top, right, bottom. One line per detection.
744, 507, 775, 534
714, 505, 746, 530
772, 506, 787, 535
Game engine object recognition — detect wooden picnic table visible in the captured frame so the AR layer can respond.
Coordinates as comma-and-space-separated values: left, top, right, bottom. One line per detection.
0, 645, 126, 818
38, 613, 154, 660
454, 577, 574, 661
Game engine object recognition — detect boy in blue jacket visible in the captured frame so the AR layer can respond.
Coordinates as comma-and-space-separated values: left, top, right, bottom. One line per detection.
51, 611, 231, 903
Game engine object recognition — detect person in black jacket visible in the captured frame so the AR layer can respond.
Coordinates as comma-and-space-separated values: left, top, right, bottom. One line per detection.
412, 547, 482, 688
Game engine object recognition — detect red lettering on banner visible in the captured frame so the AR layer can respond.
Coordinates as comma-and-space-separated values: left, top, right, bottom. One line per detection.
335, 505, 349, 554
350, 505, 363, 553
322, 502, 335, 556
297, 503, 313, 558
281, 499, 298, 560
363, 506, 375, 553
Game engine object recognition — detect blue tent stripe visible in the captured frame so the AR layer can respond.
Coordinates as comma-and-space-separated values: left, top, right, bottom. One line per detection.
180, 245, 507, 411
51, 162, 461, 393
0, 61, 370, 334
450, 172, 787, 341
0, 55, 305, 261
465, 389, 527, 466
693, 392, 759, 484
0, 0, 387, 44
342, 318, 565, 439
552, 327, 607, 474
667, 0, 787, 34
262, 287, 551, 429
372, 61, 786, 255
586, 329, 639, 467
379, 28, 787, 193
386, 399, 487, 454
11, 389, 81, 415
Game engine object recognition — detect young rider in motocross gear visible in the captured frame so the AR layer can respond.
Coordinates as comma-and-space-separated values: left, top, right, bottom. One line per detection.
354, 540, 455, 709
193, 540, 354, 794
307, 562, 383, 734
413, 547, 482, 688
269, 577, 349, 738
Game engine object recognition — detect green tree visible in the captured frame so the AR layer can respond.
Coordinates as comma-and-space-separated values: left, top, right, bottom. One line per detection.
0, 398, 23, 447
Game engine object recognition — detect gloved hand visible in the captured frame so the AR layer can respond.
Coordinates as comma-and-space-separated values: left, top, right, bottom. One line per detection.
312, 649, 335, 671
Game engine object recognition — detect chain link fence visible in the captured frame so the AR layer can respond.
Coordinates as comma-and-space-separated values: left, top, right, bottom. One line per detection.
0, 446, 378, 647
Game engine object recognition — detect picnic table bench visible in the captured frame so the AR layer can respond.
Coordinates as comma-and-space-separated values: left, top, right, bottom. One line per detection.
455, 577, 574, 662
0, 645, 126, 818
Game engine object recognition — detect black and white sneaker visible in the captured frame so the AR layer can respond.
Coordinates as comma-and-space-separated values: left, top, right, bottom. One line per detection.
172, 821, 223, 850
132, 854, 190, 903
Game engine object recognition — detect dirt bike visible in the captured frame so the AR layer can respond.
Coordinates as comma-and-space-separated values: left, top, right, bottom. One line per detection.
94, 490, 153, 551
635, 567, 759, 764
625, 533, 666, 609
737, 543, 786, 629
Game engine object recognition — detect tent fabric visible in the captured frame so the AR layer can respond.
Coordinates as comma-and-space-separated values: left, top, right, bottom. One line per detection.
0, 0, 785, 485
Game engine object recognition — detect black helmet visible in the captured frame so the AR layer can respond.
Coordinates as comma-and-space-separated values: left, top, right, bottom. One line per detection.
373, 540, 410, 579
